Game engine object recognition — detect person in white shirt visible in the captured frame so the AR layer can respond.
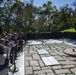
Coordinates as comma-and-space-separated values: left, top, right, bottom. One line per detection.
0, 44, 8, 75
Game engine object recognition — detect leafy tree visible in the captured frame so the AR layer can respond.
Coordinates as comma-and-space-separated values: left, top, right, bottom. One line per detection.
1, 0, 15, 32
11, 0, 25, 32
38, 1, 56, 32
72, 0, 76, 30
0, 0, 76, 33
54, 4, 73, 31
0, 0, 3, 4
72, 0, 76, 10
24, 0, 39, 32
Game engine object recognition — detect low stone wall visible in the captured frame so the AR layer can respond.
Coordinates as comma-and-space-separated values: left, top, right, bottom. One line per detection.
26, 32, 76, 40
63, 32, 76, 39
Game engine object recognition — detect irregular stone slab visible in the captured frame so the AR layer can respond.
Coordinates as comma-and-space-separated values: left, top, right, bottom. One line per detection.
30, 61, 39, 66
37, 49, 48, 54
33, 67, 41, 70
50, 52, 57, 56
26, 67, 33, 74
70, 68, 76, 74
42, 67, 52, 70
25, 61, 29, 66
53, 50, 65, 55
34, 70, 43, 74
47, 73, 55, 75
67, 57, 76, 61
39, 60, 45, 67
32, 54, 40, 60
25, 57, 33, 60
45, 54, 51, 57
55, 69, 71, 74
42, 56, 60, 66
62, 65, 75, 68
59, 74, 65, 75
42, 69, 53, 73
53, 56, 64, 61
60, 61, 76, 65
52, 65, 62, 70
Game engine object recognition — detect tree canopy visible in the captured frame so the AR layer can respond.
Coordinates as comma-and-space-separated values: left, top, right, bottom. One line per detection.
0, 0, 76, 33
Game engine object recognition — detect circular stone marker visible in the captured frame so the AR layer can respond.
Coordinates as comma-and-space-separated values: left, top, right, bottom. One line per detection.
64, 49, 76, 56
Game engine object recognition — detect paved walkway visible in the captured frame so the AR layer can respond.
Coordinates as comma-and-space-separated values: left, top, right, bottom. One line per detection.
13, 50, 25, 75
24, 39, 76, 75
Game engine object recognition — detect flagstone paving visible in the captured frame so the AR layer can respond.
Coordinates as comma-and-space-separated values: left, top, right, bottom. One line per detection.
24, 42, 76, 75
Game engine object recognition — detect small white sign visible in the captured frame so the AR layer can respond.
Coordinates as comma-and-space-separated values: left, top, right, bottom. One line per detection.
37, 49, 48, 54
27, 40, 42, 45
42, 56, 60, 66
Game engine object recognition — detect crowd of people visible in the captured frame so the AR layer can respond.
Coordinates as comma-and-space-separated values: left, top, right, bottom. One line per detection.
0, 32, 26, 75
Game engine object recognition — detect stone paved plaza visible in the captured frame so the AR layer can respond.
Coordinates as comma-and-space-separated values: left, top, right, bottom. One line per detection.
24, 40, 76, 75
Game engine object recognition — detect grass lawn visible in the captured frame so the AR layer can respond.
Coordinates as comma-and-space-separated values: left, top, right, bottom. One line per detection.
61, 28, 76, 32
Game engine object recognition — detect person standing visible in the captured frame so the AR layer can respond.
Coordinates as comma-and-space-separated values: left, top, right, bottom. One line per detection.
0, 44, 8, 75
